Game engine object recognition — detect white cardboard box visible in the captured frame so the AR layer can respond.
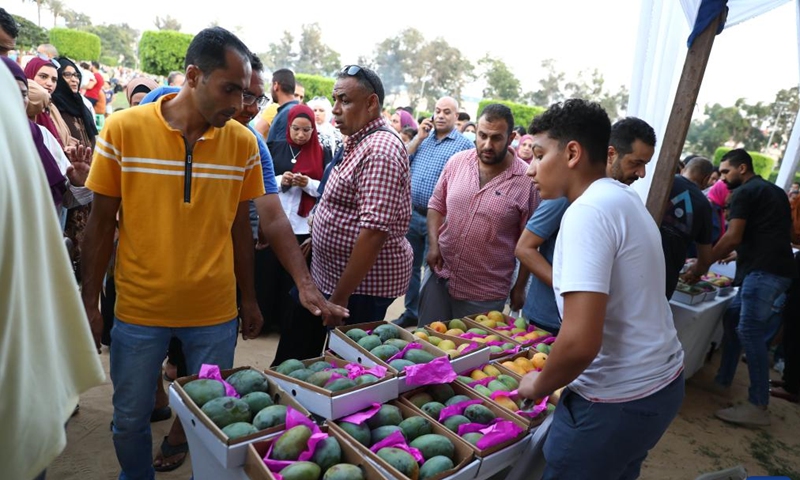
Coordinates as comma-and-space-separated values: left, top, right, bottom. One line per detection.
170, 366, 311, 474
329, 321, 460, 393
264, 354, 398, 420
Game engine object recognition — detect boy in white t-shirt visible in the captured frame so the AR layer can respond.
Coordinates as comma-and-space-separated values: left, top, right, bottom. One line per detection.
517, 99, 685, 479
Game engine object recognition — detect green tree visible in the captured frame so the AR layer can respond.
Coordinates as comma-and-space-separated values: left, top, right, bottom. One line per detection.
86, 23, 138, 67
49, 27, 101, 60
294, 23, 340, 76
46, 0, 65, 28
415, 39, 474, 107
564, 68, 629, 120
154, 15, 181, 32
524, 58, 565, 107
370, 27, 425, 95
479, 55, 521, 102
138, 30, 193, 76
684, 102, 762, 158
12, 14, 47, 49
262, 30, 296, 72
23, 0, 46, 27
62, 9, 91, 29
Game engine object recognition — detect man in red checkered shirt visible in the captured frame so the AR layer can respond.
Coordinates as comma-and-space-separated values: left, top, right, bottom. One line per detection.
271, 65, 413, 363
419, 103, 540, 326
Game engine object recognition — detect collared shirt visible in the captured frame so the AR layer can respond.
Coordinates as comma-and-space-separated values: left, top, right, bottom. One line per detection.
311, 117, 413, 298
86, 93, 265, 327
410, 128, 474, 209
266, 99, 300, 143
428, 149, 539, 301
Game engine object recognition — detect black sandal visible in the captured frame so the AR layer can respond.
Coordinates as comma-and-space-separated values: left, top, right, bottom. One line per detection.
150, 406, 172, 423
153, 436, 188, 472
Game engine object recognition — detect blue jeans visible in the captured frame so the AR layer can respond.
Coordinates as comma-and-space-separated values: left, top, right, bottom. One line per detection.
402, 209, 428, 321
715, 270, 791, 406
543, 373, 685, 480
110, 318, 238, 480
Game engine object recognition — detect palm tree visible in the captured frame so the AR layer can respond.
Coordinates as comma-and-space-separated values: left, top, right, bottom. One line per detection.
47, 0, 64, 28
23, 0, 46, 27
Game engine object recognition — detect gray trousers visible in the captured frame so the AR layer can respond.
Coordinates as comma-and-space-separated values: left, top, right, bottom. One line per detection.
418, 269, 507, 327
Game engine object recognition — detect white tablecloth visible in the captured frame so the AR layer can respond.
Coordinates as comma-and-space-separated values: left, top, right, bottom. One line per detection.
670, 288, 737, 379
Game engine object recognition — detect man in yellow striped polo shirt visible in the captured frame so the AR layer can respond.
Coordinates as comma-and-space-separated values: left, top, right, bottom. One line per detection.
80, 28, 343, 479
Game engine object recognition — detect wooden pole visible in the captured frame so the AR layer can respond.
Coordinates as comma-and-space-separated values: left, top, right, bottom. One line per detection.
646, 11, 725, 224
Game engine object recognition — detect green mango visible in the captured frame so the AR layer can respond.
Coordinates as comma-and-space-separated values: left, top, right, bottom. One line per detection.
275, 359, 306, 376
311, 436, 342, 473
323, 464, 365, 480
383, 338, 410, 350
445, 395, 472, 406
405, 349, 436, 365
376, 448, 419, 479
308, 360, 335, 373
288, 368, 315, 382
467, 328, 488, 335
370, 425, 404, 446
389, 359, 415, 371
464, 404, 496, 425
336, 420, 371, 447
370, 344, 400, 362
366, 404, 403, 429
355, 374, 380, 385
497, 374, 519, 390
421, 401, 445, 419
488, 380, 511, 393
272, 425, 313, 461
307, 371, 337, 388
241, 391, 274, 415
373, 324, 400, 342
226, 369, 270, 396
183, 379, 225, 408
221, 422, 258, 439
474, 385, 493, 397
201, 397, 251, 429
409, 434, 455, 460
448, 319, 468, 331
252, 404, 287, 430
443, 414, 471, 433
419, 455, 455, 479
428, 384, 455, 403
462, 432, 484, 446
279, 461, 321, 480
324, 378, 357, 392
408, 392, 434, 408
357, 335, 382, 351
398, 416, 432, 442
345, 328, 369, 343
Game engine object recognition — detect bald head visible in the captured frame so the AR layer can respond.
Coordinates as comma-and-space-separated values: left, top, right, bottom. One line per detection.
681, 156, 713, 188
434, 96, 459, 136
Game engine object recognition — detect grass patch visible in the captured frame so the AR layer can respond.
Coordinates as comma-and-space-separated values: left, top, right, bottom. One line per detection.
749, 431, 800, 478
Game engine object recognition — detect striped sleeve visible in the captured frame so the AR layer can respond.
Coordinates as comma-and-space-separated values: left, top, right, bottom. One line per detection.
239, 142, 265, 202
85, 116, 123, 198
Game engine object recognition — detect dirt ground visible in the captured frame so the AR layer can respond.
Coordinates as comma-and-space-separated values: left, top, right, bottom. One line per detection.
48, 298, 800, 479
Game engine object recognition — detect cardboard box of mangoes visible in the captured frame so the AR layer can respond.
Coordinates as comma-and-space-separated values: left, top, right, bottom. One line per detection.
424, 318, 523, 359
327, 400, 480, 480
244, 423, 386, 480
263, 354, 398, 420
329, 321, 460, 393
407, 327, 491, 373
399, 382, 531, 478
464, 311, 554, 347
171, 366, 311, 468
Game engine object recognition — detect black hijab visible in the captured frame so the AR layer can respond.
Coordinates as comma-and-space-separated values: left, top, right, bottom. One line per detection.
51, 57, 97, 140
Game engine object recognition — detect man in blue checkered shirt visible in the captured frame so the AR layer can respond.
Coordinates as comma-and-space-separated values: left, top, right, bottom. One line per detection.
393, 96, 475, 328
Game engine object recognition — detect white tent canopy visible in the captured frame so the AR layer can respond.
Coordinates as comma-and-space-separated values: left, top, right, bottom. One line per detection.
628, 0, 800, 200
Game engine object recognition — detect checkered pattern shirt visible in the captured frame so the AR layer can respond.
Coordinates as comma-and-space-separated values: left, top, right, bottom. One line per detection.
311, 117, 413, 298
428, 149, 540, 301
410, 128, 475, 209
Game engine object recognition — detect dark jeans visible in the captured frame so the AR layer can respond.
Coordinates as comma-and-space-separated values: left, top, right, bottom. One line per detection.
271, 290, 394, 366
715, 270, 791, 405
782, 252, 800, 394
255, 235, 308, 333
543, 372, 685, 480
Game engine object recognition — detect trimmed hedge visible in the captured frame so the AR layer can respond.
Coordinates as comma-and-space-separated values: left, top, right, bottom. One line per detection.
295, 73, 335, 102
49, 28, 101, 61
477, 100, 546, 129
138, 30, 193, 77
712, 147, 775, 179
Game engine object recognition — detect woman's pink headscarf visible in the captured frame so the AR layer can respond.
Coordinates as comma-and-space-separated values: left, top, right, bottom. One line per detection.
397, 109, 418, 130
707, 180, 730, 237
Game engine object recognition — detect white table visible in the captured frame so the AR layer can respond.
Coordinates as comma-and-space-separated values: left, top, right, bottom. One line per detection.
670, 288, 737, 379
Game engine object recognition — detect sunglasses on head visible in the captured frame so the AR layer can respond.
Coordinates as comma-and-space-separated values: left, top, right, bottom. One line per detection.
341, 65, 379, 98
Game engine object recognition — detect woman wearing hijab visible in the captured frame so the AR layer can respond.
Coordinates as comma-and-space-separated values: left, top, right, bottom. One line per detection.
3, 56, 92, 213
267, 104, 331, 357
52, 56, 97, 277
125, 76, 159, 107
307, 96, 342, 155
706, 179, 730, 245
516, 134, 535, 163
24, 56, 75, 148
51, 57, 97, 150
390, 108, 418, 133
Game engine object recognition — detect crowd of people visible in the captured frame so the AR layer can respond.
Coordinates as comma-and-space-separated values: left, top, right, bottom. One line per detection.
2, 6, 800, 479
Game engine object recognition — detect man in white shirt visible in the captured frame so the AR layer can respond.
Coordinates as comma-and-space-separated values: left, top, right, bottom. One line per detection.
517, 99, 685, 479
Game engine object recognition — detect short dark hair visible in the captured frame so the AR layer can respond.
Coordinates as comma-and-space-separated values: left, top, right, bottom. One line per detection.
610, 117, 656, 158
528, 98, 611, 166
249, 53, 263, 73
0, 9, 19, 39
79, 61, 90, 70
720, 148, 754, 173
401, 127, 417, 139
337, 65, 385, 105
401, 106, 414, 114
167, 71, 184, 85
272, 68, 295, 95
515, 126, 526, 137
91, 60, 100, 69
479, 103, 515, 137
685, 156, 714, 178
457, 112, 470, 122
184, 27, 250, 75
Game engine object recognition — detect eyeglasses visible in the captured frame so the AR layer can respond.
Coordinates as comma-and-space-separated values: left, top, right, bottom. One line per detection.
243, 92, 269, 107
62, 71, 79, 80
341, 65, 379, 98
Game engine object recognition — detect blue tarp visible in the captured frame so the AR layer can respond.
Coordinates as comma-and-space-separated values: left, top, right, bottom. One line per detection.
688, 0, 729, 47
